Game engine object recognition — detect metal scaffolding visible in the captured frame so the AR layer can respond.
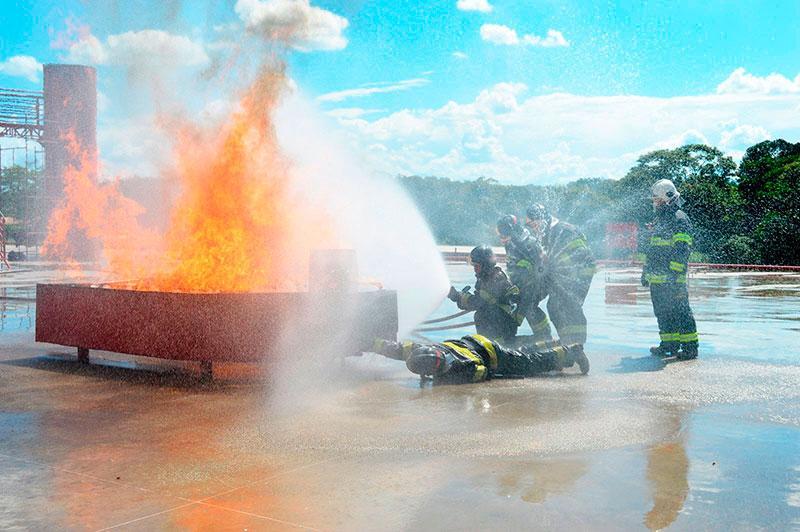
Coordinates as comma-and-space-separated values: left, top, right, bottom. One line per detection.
0, 87, 46, 257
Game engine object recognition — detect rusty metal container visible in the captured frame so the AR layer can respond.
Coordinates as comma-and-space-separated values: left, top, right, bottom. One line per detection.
35, 283, 397, 370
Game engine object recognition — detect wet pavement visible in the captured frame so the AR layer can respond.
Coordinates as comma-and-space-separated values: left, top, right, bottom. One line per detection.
1, 264, 799, 530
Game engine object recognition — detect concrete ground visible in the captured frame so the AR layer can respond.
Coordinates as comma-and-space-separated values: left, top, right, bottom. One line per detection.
1, 264, 799, 530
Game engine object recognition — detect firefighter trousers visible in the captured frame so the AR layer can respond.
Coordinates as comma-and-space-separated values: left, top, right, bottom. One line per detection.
649, 282, 698, 351
522, 298, 553, 342
547, 276, 592, 345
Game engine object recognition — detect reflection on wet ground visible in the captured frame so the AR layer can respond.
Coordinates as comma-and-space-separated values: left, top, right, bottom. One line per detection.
0, 265, 798, 529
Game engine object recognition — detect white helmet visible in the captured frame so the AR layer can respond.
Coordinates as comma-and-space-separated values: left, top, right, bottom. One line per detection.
651, 179, 682, 208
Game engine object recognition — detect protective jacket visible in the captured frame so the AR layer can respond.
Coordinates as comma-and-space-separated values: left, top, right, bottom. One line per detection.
373, 335, 578, 384
643, 204, 692, 286
542, 220, 596, 285
540, 220, 596, 345
643, 204, 698, 351
456, 265, 520, 343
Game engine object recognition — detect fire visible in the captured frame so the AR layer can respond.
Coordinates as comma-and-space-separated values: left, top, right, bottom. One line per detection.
44, 65, 339, 293
42, 131, 160, 278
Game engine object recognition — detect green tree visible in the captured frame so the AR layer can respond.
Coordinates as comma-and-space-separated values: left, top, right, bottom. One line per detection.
615, 145, 742, 259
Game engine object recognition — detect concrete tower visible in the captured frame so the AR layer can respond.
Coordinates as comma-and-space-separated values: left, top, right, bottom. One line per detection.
41, 64, 97, 259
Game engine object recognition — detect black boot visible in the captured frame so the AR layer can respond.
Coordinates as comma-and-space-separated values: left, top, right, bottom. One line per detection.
573, 345, 590, 375
677, 343, 698, 360
650, 344, 676, 357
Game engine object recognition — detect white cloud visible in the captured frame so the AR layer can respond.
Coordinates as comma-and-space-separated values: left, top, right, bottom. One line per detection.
717, 67, 800, 95
452, 51, 469, 60
326, 79, 800, 184
0, 55, 43, 82
480, 24, 519, 45
719, 124, 772, 151
650, 129, 710, 151
234, 0, 349, 52
480, 24, 569, 48
317, 78, 429, 103
65, 33, 108, 64
523, 29, 569, 48
65, 29, 208, 67
456, 0, 493, 13
325, 108, 384, 119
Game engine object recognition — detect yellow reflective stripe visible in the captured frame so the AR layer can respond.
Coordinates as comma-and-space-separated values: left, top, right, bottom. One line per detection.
402, 341, 414, 358
469, 334, 498, 371
679, 332, 698, 343
532, 316, 550, 332
443, 341, 488, 382
516, 259, 533, 270
479, 289, 496, 304
650, 237, 672, 247
479, 289, 517, 318
565, 238, 588, 251
534, 339, 560, 351
675, 274, 687, 284
443, 341, 484, 367
672, 233, 693, 245
660, 332, 679, 342
561, 325, 587, 335
552, 345, 569, 368
669, 261, 686, 273
646, 274, 668, 284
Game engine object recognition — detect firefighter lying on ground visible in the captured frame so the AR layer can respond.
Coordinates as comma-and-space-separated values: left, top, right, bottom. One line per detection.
642, 179, 699, 359
368, 334, 590, 384
447, 245, 521, 345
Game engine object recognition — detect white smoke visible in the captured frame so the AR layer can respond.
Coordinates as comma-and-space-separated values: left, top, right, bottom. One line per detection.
274, 90, 450, 334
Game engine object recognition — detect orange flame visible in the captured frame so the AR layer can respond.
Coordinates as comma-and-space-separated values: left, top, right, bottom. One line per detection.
44, 65, 339, 293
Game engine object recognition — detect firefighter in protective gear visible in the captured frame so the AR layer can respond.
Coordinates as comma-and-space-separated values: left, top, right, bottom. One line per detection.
525, 203, 596, 346
370, 334, 590, 384
642, 179, 698, 359
496, 215, 553, 342
447, 245, 520, 344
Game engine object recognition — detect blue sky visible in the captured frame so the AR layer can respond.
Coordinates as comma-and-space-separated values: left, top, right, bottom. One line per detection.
1, 0, 799, 183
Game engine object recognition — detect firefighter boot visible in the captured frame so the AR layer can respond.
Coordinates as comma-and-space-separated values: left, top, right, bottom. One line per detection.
573, 345, 590, 375
650, 343, 676, 358
677, 343, 698, 360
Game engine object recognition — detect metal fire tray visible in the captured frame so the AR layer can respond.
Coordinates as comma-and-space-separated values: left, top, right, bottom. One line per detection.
35, 283, 398, 372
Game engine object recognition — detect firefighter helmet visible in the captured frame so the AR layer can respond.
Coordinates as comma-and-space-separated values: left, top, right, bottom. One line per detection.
496, 214, 519, 238
469, 245, 496, 270
525, 203, 550, 222
651, 179, 681, 207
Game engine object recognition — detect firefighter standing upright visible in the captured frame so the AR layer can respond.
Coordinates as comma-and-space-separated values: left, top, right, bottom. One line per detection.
642, 179, 698, 359
496, 215, 553, 342
448, 245, 520, 344
525, 204, 596, 347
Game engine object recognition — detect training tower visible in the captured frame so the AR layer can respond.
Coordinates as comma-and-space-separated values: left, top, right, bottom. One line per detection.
0, 64, 97, 257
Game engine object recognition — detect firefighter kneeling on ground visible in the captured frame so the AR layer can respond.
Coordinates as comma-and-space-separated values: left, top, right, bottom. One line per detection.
446, 245, 521, 345
642, 179, 699, 359
368, 334, 590, 384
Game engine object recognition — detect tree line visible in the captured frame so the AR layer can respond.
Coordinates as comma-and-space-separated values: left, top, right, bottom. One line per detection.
1, 139, 798, 265
399, 139, 800, 265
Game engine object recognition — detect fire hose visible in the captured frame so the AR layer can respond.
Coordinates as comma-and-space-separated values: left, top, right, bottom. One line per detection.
419, 310, 471, 324
412, 309, 475, 334
413, 320, 476, 333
